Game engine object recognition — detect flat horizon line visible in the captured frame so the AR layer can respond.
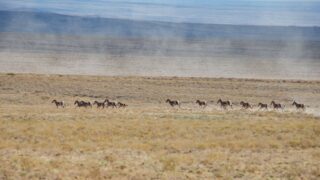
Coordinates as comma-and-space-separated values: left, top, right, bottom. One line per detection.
1, 72, 320, 82
1, 9, 320, 29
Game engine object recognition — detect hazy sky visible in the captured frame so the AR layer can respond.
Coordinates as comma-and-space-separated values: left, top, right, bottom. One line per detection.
1, 0, 320, 26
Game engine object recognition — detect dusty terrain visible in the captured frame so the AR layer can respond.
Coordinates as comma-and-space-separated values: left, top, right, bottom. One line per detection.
1, 32, 320, 80
0, 73, 319, 179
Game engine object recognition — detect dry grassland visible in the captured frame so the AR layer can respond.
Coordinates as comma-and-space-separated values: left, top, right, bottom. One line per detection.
0, 73, 320, 179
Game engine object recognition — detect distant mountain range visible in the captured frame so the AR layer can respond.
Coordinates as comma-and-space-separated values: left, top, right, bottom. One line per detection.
1, 10, 320, 41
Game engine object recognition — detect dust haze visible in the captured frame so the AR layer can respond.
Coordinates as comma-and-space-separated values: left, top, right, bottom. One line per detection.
0, 8, 319, 80
1, 32, 319, 80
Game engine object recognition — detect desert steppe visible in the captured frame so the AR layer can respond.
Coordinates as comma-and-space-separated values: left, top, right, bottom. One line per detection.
0, 73, 319, 179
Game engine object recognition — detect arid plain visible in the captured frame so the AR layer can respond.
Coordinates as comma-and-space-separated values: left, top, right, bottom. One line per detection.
0, 73, 319, 179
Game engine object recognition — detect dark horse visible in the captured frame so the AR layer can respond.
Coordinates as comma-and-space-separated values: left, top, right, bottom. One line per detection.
117, 102, 128, 108
240, 101, 252, 109
104, 99, 117, 108
93, 101, 105, 109
166, 99, 180, 108
217, 99, 232, 109
292, 101, 305, 110
74, 100, 92, 108
51, 100, 65, 108
258, 103, 268, 110
270, 101, 284, 110
196, 100, 207, 108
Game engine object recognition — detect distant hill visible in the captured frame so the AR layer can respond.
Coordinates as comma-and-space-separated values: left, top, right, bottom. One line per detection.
1, 10, 320, 60
1, 10, 320, 41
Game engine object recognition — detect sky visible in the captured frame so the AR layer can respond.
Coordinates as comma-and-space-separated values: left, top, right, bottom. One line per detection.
1, 0, 320, 26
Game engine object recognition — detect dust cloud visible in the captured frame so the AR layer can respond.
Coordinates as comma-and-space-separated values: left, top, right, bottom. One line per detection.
0, 5, 319, 80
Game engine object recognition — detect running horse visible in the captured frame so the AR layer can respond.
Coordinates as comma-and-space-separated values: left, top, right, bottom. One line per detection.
217, 99, 232, 109
104, 99, 117, 108
93, 101, 105, 109
166, 99, 180, 108
258, 103, 268, 110
240, 101, 252, 109
292, 101, 305, 110
196, 100, 207, 108
74, 100, 92, 108
51, 100, 65, 108
270, 101, 284, 110
117, 102, 128, 108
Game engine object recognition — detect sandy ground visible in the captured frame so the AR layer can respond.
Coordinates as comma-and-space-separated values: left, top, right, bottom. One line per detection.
0, 73, 319, 179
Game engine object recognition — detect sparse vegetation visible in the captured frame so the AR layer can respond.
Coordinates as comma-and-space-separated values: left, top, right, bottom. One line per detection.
0, 73, 319, 179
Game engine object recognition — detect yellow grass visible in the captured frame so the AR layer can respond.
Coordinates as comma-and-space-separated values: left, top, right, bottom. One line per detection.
0, 73, 320, 179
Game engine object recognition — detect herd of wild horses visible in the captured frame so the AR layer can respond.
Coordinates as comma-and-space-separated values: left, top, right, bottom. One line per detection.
52, 98, 306, 111
52, 98, 128, 109
166, 99, 305, 110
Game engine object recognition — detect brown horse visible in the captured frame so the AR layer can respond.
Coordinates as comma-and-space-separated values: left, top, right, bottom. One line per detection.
217, 99, 232, 109
117, 102, 128, 108
258, 103, 268, 110
240, 101, 252, 109
52, 100, 65, 108
74, 100, 92, 108
166, 99, 180, 108
292, 101, 305, 110
270, 101, 284, 110
93, 101, 105, 109
104, 99, 117, 108
196, 100, 207, 108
